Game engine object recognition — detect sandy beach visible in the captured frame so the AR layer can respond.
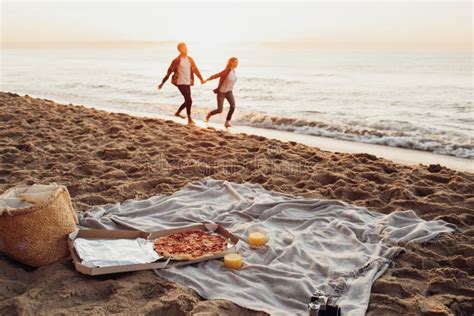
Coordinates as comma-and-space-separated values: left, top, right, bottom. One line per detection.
0, 92, 473, 315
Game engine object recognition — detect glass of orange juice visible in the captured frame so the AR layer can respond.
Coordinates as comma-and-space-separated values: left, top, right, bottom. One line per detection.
248, 226, 267, 249
224, 251, 243, 269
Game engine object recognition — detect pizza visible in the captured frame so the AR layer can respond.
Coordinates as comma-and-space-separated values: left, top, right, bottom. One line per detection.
153, 229, 227, 261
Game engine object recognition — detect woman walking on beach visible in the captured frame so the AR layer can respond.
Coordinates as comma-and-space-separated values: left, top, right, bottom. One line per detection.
158, 42, 204, 125
204, 57, 238, 128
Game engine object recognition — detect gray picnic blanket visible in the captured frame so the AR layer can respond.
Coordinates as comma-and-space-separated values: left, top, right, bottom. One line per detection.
77, 179, 456, 315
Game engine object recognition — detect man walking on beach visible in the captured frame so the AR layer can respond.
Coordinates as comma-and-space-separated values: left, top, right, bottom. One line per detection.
158, 42, 204, 125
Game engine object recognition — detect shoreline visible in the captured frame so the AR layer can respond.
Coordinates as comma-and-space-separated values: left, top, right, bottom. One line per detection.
89, 104, 474, 173
3, 92, 472, 172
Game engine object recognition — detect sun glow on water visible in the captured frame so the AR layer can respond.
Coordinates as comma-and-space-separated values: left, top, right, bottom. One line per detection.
194, 120, 208, 129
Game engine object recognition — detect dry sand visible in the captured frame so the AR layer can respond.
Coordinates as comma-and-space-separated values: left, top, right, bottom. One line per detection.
0, 92, 473, 315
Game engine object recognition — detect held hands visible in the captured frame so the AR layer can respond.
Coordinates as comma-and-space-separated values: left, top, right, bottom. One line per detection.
159, 79, 208, 88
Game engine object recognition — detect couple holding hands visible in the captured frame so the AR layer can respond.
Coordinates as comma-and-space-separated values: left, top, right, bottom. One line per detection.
158, 42, 238, 127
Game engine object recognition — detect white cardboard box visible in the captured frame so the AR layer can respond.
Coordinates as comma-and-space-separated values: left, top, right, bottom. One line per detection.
68, 223, 240, 276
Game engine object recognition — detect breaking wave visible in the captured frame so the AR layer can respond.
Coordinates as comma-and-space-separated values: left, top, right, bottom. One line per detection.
235, 113, 474, 159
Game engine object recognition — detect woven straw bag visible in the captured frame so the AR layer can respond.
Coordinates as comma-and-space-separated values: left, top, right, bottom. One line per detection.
0, 185, 77, 267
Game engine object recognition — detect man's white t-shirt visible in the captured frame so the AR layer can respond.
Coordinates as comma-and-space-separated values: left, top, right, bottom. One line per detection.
176, 57, 192, 85
220, 70, 237, 93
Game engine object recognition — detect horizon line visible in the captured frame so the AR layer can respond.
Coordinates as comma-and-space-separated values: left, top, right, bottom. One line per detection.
1, 40, 471, 52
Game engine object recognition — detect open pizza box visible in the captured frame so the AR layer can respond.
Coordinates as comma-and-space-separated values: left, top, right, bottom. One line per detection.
68, 223, 240, 276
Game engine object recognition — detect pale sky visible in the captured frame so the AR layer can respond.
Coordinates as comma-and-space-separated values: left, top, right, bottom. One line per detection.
1, 1, 472, 51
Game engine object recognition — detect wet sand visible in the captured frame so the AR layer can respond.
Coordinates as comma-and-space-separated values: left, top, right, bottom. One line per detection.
89, 104, 474, 173
0, 92, 473, 315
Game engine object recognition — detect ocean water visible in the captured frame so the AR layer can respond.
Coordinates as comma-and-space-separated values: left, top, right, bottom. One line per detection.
1, 43, 473, 158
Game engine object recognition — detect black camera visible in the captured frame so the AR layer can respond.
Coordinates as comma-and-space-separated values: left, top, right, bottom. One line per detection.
308, 290, 341, 316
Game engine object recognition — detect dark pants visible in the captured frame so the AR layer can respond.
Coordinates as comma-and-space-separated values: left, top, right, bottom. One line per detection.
176, 85, 192, 118
208, 91, 236, 121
